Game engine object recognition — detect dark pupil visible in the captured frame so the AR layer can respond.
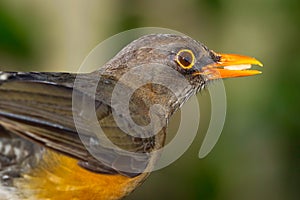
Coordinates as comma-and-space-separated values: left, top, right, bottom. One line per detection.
179, 51, 192, 67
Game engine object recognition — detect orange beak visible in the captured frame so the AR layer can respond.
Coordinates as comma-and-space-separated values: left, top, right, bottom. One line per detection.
197, 53, 263, 79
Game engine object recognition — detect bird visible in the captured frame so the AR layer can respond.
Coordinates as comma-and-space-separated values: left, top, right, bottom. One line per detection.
0, 34, 262, 200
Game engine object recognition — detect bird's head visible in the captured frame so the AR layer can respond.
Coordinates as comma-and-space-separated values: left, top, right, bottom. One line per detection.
96, 33, 263, 115
103, 34, 262, 90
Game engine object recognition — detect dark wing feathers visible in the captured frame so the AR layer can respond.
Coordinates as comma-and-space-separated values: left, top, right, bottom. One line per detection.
0, 72, 121, 175
0, 72, 155, 177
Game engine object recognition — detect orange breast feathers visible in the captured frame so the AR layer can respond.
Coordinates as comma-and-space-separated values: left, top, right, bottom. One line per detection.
16, 150, 147, 200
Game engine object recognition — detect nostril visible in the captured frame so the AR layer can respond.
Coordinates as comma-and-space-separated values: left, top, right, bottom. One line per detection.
209, 50, 221, 62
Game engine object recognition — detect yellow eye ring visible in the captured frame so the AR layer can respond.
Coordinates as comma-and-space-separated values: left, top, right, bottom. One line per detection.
175, 49, 195, 69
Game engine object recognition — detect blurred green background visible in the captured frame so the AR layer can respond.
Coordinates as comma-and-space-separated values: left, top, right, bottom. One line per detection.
0, 0, 299, 200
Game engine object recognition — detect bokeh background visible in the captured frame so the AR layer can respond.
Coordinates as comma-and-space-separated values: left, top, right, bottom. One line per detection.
0, 0, 299, 200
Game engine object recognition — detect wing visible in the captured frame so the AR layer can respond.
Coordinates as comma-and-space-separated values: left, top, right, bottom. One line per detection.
0, 72, 165, 177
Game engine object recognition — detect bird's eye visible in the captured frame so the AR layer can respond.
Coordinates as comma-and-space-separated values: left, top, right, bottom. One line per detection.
175, 49, 195, 69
